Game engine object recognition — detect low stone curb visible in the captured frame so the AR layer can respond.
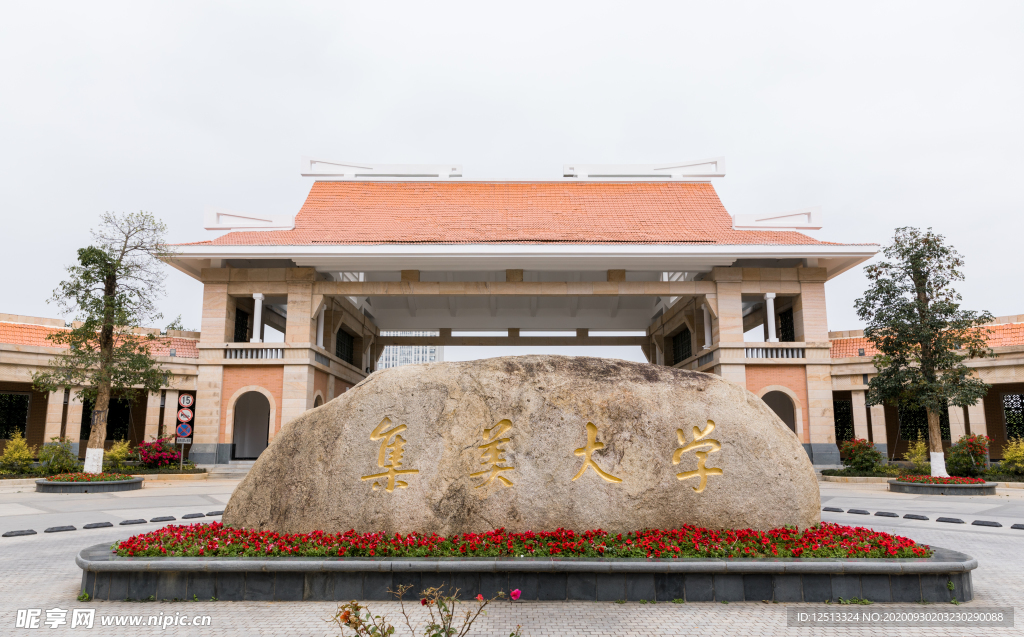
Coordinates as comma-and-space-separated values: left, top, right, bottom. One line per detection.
888, 480, 998, 496
76, 544, 976, 603
35, 477, 144, 494
821, 475, 1024, 489
132, 473, 208, 482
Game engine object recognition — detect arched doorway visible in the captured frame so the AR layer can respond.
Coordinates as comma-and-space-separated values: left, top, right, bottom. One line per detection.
762, 391, 797, 433
232, 391, 270, 459
313, 395, 323, 408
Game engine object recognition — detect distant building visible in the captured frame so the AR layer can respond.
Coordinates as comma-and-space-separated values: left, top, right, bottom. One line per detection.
376, 331, 444, 369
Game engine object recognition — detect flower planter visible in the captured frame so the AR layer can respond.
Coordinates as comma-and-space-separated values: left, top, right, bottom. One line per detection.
76, 543, 976, 603
887, 480, 997, 496
36, 477, 144, 493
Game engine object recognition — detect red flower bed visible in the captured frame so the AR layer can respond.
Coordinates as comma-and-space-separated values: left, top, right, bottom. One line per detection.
46, 472, 133, 482
114, 522, 930, 559
137, 437, 181, 468
896, 475, 987, 485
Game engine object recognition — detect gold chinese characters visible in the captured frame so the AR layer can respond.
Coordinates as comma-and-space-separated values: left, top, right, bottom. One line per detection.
673, 419, 723, 493
469, 419, 515, 488
572, 422, 622, 483
361, 417, 420, 492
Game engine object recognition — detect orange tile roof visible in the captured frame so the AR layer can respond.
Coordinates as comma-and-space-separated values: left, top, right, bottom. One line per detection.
830, 322, 1024, 358
198, 181, 850, 246
0, 322, 198, 358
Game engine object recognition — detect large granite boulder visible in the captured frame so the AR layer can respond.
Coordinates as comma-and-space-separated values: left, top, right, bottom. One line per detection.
224, 356, 819, 534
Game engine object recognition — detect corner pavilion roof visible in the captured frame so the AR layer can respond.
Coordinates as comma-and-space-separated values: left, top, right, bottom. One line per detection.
192, 181, 852, 247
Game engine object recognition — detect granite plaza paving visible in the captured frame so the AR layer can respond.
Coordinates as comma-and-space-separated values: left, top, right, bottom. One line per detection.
1, 479, 1022, 636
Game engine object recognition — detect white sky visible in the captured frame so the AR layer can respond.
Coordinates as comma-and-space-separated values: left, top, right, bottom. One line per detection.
2, 2, 1021, 364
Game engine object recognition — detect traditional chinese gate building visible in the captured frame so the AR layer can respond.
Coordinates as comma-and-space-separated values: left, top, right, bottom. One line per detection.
160, 159, 879, 467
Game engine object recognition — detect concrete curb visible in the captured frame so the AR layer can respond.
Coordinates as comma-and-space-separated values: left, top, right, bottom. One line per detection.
888, 480, 998, 496
35, 477, 144, 493
76, 544, 977, 603
132, 473, 208, 481
821, 475, 1024, 489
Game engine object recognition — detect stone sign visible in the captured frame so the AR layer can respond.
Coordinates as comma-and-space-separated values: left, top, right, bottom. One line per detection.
224, 356, 820, 534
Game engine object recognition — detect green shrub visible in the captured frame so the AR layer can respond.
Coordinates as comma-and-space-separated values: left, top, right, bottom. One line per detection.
904, 434, 931, 475
946, 434, 989, 477
0, 431, 37, 474
103, 439, 134, 472
998, 438, 1024, 475
839, 439, 884, 472
38, 437, 80, 474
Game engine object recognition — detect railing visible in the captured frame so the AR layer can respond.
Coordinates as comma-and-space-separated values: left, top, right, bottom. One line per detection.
745, 347, 805, 359
224, 347, 284, 360
314, 352, 331, 367
697, 352, 714, 367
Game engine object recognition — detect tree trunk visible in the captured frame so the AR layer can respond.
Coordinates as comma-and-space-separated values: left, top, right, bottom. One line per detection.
84, 382, 110, 473
84, 271, 118, 474
926, 408, 948, 477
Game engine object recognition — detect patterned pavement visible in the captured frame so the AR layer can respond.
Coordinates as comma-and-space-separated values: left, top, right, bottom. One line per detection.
0, 479, 1021, 636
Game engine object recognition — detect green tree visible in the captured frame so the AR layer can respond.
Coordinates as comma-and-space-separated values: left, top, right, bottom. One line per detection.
32, 212, 172, 473
855, 227, 993, 477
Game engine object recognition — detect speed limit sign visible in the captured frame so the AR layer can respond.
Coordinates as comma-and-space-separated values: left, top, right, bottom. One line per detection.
177, 407, 194, 423
178, 394, 194, 408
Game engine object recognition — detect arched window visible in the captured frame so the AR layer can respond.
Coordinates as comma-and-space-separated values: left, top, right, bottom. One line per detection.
313, 395, 323, 408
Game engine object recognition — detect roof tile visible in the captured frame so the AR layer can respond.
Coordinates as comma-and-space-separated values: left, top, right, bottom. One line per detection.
198, 181, 849, 246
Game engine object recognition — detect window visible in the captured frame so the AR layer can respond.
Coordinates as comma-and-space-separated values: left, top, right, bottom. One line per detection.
833, 399, 854, 442
1004, 394, 1024, 440
336, 328, 355, 365
778, 308, 795, 342
672, 327, 692, 364
0, 393, 30, 439
897, 402, 950, 442
234, 309, 250, 343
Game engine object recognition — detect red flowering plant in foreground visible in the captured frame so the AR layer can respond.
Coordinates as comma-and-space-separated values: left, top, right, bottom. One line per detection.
896, 474, 987, 485
114, 522, 930, 560
46, 472, 133, 482
136, 437, 180, 468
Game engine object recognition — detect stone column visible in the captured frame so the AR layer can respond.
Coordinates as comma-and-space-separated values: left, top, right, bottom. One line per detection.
43, 390, 65, 444
144, 391, 162, 442
764, 293, 778, 342
805, 364, 840, 465
251, 293, 264, 343
967, 401, 988, 436
948, 405, 968, 442
66, 390, 85, 455
280, 365, 315, 436
162, 389, 179, 440
869, 404, 889, 460
316, 303, 325, 348
701, 303, 712, 348
851, 390, 870, 440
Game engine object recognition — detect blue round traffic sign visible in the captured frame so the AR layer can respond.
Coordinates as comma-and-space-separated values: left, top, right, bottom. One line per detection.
176, 423, 193, 437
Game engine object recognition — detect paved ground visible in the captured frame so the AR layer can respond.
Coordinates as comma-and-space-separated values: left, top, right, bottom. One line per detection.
0, 478, 1022, 636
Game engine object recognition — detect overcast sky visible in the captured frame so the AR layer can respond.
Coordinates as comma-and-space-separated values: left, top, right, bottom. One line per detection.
2, 2, 1021, 363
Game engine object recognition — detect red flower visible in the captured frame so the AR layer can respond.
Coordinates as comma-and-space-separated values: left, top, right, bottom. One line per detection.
510, 589, 521, 601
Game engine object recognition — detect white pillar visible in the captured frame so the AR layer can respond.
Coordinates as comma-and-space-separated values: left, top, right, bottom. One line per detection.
162, 390, 180, 440
948, 405, 967, 441
250, 293, 264, 343
764, 293, 778, 343
851, 390, 869, 440
702, 303, 712, 349
144, 391, 162, 442
316, 303, 325, 348
967, 401, 988, 436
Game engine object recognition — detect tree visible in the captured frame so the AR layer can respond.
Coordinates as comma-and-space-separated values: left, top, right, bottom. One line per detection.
855, 227, 993, 477
33, 212, 172, 473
